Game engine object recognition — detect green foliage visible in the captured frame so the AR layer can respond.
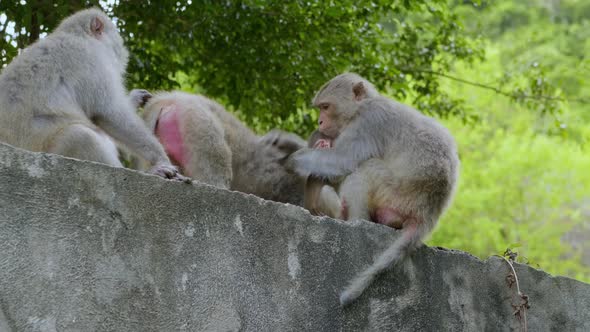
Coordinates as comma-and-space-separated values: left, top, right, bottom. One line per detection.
434, 112, 590, 281
428, 45, 590, 283
112, 0, 485, 134
455, 0, 590, 115
2, 0, 486, 135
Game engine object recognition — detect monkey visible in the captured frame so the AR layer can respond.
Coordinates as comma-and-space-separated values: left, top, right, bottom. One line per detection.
0, 9, 184, 180
285, 73, 460, 305
307, 129, 333, 150
137, 90, 308, 205
139, 91, 233, 188
260, 128, 342, 216
302, 130, 342, 217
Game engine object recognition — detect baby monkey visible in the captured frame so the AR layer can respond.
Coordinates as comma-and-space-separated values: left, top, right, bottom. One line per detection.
303, 130, 341, 218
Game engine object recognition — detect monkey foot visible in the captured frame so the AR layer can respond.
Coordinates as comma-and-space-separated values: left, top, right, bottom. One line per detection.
340, 199, 349, 220
149, 164, 190, 182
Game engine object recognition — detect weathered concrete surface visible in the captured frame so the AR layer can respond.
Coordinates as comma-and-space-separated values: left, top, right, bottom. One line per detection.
0, 142, 589, 332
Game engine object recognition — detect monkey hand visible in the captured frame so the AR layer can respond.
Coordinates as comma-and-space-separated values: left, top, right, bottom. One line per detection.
282, 148, 309, 176
260, 129, 305, 156
314, 139, 332, 149
149, 163, 191, 182
129, 89, 153, 108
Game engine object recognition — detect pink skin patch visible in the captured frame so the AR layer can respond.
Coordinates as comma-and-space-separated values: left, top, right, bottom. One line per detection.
372, 207, 407, 229
155, 105, 191, 174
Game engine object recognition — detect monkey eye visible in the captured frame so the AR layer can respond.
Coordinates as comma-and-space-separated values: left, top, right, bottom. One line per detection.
319, 103, 330, 111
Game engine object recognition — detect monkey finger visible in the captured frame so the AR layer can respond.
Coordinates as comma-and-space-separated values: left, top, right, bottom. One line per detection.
165, 170, 187, 181
170, 172, 192, 183
313, 139, 332, 149
149, 167, 171, 179
149, 164, 185, 181
165, 169, 192, 183
129, 89, 153, 108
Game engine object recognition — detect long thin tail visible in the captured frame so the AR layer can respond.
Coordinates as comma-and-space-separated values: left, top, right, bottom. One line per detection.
340, 222, 426, 306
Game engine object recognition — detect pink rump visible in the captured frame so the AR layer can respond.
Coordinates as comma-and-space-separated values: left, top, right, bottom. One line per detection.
155, 105, 190, 172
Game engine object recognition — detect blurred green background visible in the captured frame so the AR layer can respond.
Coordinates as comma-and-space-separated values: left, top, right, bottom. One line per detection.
1, 0, 588, 282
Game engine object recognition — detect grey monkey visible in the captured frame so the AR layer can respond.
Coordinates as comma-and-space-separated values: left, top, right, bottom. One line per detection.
0, 9, 182, 180
286, 73, 460, 305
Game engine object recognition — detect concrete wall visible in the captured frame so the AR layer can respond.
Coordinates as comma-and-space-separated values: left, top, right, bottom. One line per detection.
0, 142, 588, 332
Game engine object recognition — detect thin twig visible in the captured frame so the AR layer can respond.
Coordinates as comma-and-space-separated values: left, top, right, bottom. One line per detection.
496, 250, 530, 332
500, 254, 522, 295
405, 68, 590, 105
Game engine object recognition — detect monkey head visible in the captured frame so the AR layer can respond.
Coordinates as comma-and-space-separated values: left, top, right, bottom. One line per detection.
312, 73, 378, 138
55, 8, 129, 73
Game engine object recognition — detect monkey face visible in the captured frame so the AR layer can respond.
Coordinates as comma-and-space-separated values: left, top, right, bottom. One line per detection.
317, 102, 342, 138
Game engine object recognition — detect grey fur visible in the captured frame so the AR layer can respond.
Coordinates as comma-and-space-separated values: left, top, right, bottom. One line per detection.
0, 8, 182, 180
260, 129, 307, 156
287, 73, 460, 305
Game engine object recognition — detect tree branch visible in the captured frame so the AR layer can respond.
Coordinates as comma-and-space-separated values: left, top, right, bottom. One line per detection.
405, 68, 590, 105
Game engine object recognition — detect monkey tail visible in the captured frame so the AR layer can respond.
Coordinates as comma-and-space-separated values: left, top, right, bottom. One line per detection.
339, 220, 428, 306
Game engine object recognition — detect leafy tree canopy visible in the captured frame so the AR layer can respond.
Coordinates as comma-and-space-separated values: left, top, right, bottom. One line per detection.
1, 0, 563, 135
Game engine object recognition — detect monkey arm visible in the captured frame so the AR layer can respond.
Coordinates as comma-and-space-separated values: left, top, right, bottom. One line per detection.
288, 137, 379, 181
288, 106, 390, 180
288, 149, 359, 180
91, 91, 170, 166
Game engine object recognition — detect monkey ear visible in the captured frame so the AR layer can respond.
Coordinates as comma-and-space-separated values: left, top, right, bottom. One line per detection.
90, 17, 104, 38
352, 82, 367, 101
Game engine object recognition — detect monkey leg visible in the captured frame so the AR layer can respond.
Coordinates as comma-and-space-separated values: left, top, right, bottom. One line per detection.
319, 185, 343, 218
372, 207, 407, 229
338, 170, 370, 221
366, 162, 419, 229
304, 176, 325, 214
48, 124, 122, 166
340, 159, 405, 224
180, 107, 233, 189
305, 176, 342, 218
